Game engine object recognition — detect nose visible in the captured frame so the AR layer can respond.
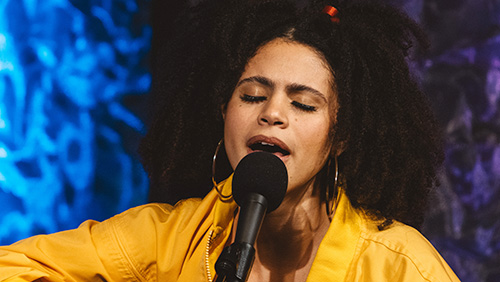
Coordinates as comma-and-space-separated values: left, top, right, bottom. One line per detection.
258, 96, 288, 128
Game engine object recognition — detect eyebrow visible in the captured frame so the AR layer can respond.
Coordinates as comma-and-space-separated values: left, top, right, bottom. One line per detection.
287, 83, 327, 103
236, 75, 328, 102
236, 76, 274, 88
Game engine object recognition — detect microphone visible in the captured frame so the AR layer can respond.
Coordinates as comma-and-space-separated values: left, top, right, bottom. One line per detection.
232, 152, 288, 245
214, 152, 287, 282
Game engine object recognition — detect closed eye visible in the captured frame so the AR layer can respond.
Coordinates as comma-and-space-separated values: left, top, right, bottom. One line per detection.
291, 101, 317, 112
240, 94, 266, 103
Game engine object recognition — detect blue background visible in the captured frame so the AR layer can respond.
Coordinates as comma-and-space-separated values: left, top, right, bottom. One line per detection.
0, 0, 150, 243
0, 0, 499, 281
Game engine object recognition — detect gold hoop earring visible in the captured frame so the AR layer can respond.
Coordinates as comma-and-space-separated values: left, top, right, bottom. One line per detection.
212, 139, 232, 200
326, 156, 342, 221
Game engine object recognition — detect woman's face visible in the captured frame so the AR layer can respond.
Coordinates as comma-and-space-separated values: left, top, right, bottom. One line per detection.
223, 38, 337, 194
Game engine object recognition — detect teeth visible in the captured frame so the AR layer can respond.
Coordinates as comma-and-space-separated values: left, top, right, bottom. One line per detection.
250, 141, 289, 155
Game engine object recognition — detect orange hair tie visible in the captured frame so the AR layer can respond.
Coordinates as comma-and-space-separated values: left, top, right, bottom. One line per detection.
322, 5, 340, 23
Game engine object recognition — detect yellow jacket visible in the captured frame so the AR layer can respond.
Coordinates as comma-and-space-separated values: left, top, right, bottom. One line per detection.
0, 175, 460, 281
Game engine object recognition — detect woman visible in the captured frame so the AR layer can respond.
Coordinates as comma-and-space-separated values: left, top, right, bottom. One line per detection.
0, 0, 460, 281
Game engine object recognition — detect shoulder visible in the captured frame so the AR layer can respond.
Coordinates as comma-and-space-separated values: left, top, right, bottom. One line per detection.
99, 198, 207, 243
361, 221, 437, 258
110, 198, 204, 225
348, 219, 460, 281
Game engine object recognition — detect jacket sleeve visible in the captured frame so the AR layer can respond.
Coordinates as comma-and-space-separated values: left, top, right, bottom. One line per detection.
0, 203, 175, 281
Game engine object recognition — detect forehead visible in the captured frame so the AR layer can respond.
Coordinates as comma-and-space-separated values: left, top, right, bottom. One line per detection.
241, 39, 334, 93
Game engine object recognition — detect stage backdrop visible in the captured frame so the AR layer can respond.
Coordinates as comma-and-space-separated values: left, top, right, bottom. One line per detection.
0, 0, 499, 281
0, 0, 150, 243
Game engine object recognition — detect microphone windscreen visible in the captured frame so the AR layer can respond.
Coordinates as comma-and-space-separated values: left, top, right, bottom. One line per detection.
232, 152, 288, 212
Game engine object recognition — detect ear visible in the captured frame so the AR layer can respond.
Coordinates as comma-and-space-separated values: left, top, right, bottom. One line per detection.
221, 104, 227, 120
329, 140, 347, 158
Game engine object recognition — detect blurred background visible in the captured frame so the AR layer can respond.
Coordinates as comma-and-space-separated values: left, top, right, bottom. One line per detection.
0, 0, 498, 281
0, 0, 150, 242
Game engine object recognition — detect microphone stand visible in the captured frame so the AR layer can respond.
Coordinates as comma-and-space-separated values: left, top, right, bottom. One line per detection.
213, 193, 267, 282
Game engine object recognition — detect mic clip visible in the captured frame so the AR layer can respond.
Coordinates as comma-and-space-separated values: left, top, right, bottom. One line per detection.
214, 242, 255, 282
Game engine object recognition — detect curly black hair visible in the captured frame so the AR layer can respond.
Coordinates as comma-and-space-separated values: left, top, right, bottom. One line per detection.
140, 0, 444, 229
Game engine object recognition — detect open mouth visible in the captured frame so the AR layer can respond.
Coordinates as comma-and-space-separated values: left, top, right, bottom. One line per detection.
249, 141, 290, 156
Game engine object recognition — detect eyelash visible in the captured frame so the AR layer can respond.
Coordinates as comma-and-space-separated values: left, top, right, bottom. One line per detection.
240, 94, 317, 112
292, 101, 317, 112
240, 94, 266, 103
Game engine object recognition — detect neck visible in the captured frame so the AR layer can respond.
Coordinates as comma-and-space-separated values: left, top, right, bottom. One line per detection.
236, 180, 331, 282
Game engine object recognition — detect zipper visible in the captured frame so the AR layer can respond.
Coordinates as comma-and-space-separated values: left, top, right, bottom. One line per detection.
205, 229, 215, 282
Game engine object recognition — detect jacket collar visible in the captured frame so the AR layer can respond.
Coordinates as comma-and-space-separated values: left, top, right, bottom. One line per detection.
212, 174, 238, 240
306, 189, 363, 281
208, 177, 363, 281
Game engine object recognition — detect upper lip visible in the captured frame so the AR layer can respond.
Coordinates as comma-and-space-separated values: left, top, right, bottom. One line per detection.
247, 135, 291, 156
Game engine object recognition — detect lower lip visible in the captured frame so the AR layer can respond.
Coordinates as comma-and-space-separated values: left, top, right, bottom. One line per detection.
247, 148, 290, 163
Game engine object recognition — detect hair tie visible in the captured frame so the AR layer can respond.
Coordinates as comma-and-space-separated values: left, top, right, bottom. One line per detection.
322, 5, 340, 23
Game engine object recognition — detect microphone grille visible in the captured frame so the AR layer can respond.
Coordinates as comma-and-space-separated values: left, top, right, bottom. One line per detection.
232, 152, 288, 212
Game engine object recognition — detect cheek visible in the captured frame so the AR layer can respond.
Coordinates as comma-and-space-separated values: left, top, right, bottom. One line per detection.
304, 115, 331, 142
298, 117, 332, 159
224, 102, 243, 138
